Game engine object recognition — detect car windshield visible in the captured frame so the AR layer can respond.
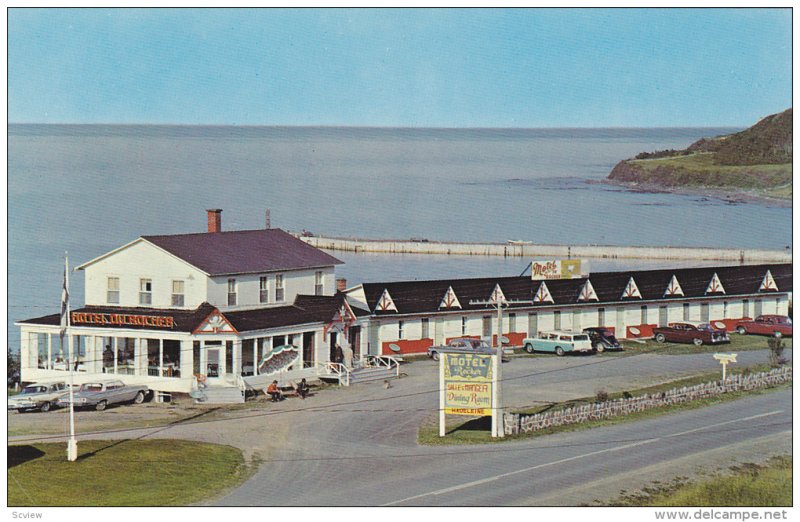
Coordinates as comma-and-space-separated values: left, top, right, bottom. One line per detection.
21, 386, 47, 394
468, 340, 490, 349
80, 384, 103, 392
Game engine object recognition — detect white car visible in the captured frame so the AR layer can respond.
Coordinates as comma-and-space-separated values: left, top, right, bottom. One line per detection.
8, 381, 69, 412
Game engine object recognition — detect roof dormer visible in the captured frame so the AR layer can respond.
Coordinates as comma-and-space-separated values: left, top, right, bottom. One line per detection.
621, 277, 642, 299
533, 281, 554, 304
664, 275, 684, 297
759, 270, 778, 292
705, 272, 726, 295
578, 280, 598, 302
374, 288, 398, 312
490, 284, 507, 305
439, 286, 462, 309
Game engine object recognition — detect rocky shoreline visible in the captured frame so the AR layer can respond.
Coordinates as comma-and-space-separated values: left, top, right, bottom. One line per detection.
594, 178, 792, 208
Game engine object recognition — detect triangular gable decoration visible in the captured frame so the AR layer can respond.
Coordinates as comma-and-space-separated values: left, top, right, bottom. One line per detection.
533, 281, 554, 304
705, 272, 726, 295
578, 280, 598, 302
759, 270, 778, 292
439, 286, 462, 309
490, 284, 507, 305
664, 275, 684, 297
375, 288, 398, 312
622, 277, 642, 299
194, 310, 237, 334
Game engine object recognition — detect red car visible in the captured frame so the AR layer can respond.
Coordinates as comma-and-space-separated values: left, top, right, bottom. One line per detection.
735, 315, 793, 337
653, 322, 730, 346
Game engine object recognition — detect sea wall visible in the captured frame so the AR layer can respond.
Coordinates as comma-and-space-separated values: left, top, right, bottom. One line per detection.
296, 235, 791, 263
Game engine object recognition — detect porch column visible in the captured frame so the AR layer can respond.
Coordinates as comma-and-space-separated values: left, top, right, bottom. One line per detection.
233, 339, 242, 376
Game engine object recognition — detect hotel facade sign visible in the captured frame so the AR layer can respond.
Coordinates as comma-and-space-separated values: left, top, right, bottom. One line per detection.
531, 259, 588, 280
71, 312, 175, 329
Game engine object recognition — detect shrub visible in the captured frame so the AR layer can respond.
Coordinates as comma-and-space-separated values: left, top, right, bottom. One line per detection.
595, 389, 609, 402
767, 336, 787, 367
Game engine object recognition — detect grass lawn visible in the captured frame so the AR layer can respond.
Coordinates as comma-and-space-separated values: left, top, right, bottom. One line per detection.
8, 439, 248, 506
603, 456, 792, 507
418, 363, 790, 446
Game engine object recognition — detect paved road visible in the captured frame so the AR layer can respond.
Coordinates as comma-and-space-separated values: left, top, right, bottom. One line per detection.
210, 351, 790, 506
9, 350, 791, 506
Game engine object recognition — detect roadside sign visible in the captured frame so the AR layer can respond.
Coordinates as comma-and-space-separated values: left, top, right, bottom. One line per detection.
443, 353, 493, 415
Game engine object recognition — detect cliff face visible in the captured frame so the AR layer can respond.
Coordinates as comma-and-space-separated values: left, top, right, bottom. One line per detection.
607, 109, 792, 198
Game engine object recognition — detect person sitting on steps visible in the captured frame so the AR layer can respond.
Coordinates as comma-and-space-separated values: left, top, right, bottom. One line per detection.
266, 380, 282, 402
297, 378, 310, 399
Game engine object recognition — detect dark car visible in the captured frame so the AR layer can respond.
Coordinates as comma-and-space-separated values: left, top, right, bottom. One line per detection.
735, 315, 793, 337
582, 327, 622, 352
652, 322, 730, 346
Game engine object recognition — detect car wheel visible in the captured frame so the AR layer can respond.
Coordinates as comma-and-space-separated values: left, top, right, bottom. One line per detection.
95, 400, 108, 412
736, 326, 746, 335
655, 333, 666, 343
133, 391, 145, 404
524, 343, 534, 354
39, 401, 51, 413
595, 344, 605, 354
555, 346, 565, 357
693, 338, 703, 346
432, 352, 440, 361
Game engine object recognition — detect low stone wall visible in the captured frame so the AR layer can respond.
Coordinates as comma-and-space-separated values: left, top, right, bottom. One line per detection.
504, 367, 792, 435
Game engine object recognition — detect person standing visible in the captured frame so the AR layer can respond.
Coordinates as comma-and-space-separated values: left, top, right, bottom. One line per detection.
334, 343, 344, 365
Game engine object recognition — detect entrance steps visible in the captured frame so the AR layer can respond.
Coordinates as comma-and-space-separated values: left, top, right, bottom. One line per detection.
190, 385, 244, 404
347, 366, 398, 385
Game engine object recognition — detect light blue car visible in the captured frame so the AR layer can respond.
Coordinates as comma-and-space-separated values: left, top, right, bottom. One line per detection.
521, 331, 594, 356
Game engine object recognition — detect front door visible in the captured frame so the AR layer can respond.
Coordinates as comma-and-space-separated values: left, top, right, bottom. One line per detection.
349, 327, 361, 358
434, 317, 444, 345
205, 344, 222, 384
329, 331, 338, 362
658, 305, 668, 327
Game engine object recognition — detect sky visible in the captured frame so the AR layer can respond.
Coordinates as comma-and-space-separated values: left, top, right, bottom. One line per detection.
7, 8, 792, 127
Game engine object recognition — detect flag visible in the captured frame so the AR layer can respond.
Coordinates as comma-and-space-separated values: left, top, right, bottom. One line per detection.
60, 257, 69, 344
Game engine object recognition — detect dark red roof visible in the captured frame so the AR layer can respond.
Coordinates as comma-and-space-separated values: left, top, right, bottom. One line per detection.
142, 228, 343, 276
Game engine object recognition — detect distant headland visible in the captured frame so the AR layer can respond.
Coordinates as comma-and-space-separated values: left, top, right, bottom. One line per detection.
606, 108, 792, 205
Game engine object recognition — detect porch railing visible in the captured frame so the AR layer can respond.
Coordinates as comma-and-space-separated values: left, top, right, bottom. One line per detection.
361, 355, 401, 377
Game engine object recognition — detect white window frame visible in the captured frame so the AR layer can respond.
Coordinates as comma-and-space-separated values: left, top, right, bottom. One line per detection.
275, 274, 285, 302
107, 277, 120, 304
421, 318, 430, 339
398, 320, 405, 340
315, 271, 324, 296
259, 276, 269, 304
139, 278, 152, 306
227, 278, 237, 306
171, 280, 185, 307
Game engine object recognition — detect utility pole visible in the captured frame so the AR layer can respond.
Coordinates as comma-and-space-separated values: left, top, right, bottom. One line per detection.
64, 254, 77, 461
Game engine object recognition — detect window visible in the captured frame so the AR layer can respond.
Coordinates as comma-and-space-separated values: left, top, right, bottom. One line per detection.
700, 303, 710, 322
640, 305, 648, 324
723, 301, 729, 318
398, 320, 405, 339
171, 280, 185, 307
742, 299, 750, 318
139, 278, 152, 305
528, 312, 538, 336
508, 313, 516, 333
683, 303, 690, 320
461, 317, 467, 336
259, 277, 269, 303
315, 271, 324, 296
554, 311, 561, 330
754, 299, 762, 317
598, 308, 605, 327
482, 315, 492, 338
275, 274, 285, 302
107, 277, 120, 304
227, 278, 237, 306
421, 318, 430, 339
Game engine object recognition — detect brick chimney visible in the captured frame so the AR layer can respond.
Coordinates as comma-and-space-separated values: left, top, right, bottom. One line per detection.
336, 278, 347, 292
207, 209, 222, 233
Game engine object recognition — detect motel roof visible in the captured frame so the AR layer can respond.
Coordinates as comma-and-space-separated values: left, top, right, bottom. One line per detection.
19, 294, 369, 334
358, 263, 792, 315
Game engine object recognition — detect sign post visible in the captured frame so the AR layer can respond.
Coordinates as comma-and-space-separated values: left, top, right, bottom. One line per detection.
713, 353, 737, 380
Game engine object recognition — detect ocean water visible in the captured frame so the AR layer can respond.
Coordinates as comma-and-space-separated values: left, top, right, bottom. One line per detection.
8, 125, 792, 348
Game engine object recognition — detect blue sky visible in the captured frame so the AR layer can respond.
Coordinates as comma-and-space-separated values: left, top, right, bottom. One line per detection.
8, 8, 792, 127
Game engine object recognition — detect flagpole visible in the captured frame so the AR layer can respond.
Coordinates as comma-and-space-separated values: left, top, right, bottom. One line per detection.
65, 253, 78, 461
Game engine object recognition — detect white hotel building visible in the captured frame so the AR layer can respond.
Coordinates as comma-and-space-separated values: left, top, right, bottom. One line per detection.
17, 209, 792, 401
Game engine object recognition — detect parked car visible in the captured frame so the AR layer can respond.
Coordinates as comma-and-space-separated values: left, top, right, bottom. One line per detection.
735, 315, 793, 337
583, 327, 623, 353
8, 381, 70, 412
653, 322, 730, 346
57, 380, 149, 411
522, 331, 594, 356
427, 338, 495, 361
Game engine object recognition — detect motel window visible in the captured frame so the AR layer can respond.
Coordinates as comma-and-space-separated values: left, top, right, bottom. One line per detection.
508, 313, 516, 333
117, 338, 135, 375
723, 301, 729, 318
640, 305, 648, 325
461, 317, 467, 336
683, 303, 690, 321
398, 320, 405, 340
102, 337, 115, 373
172, 280, 185, 307
482, 315, 492, 339
72, 336, 87, 372
226, 341, 234, 375
742, 299, 750, 318
421, 318, 430, 339
598, 308, 605, 327
554, 311, 561, 331
260, 277, 269, 304
776, 297, 781, 313
754, 299, 763, 317
275, 274, 285, 302
107, 277, 120, 304
315, 271, 324, 296
139, 278, 152, 306
227, 279, 237, 306
36, 333, 48, 369
241, 339, 255, 376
